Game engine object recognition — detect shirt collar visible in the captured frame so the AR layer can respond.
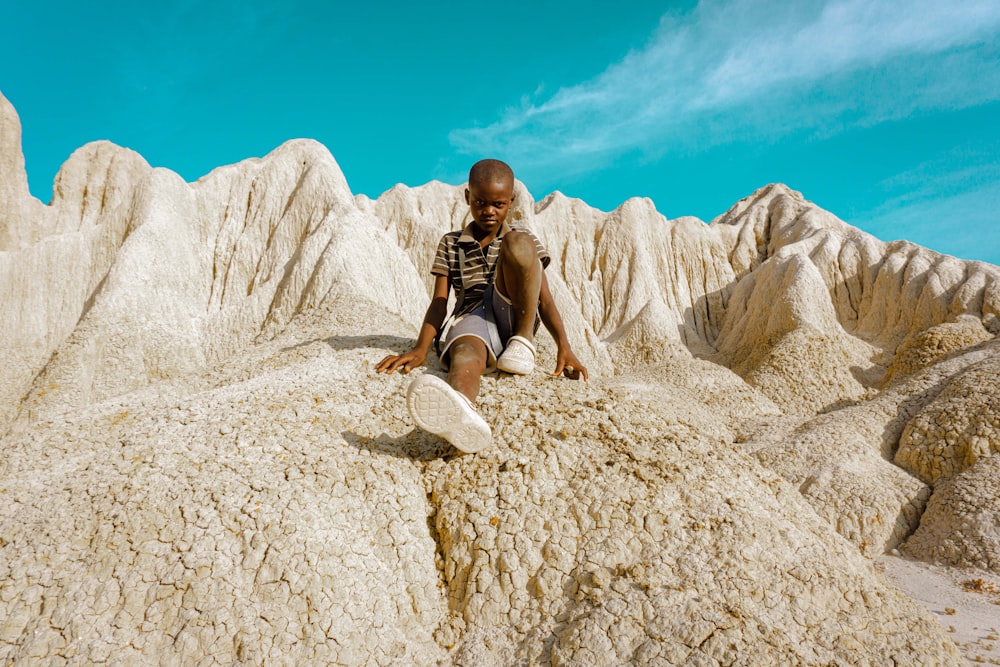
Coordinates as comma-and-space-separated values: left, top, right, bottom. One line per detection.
458, 221, 512, 243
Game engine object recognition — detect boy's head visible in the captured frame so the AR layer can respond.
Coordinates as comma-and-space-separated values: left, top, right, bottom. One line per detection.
468, 159, 514, 189
465, 159, 515, 237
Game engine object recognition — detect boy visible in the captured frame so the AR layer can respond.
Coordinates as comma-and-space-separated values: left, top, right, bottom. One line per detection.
376, 159, 587, 453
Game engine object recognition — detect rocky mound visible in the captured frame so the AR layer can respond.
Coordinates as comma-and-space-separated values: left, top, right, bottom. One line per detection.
902, 454, 1000, 572
895, 353, 1000, 485
2, 90, 998, 664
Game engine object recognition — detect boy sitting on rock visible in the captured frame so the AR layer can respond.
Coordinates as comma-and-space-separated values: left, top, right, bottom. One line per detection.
376, 159, 588, 453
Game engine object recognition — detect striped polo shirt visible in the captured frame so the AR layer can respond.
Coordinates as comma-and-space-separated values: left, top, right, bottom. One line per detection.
431, 221, 550, 317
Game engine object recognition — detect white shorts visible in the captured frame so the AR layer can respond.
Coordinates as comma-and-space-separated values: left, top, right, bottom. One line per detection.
438, 288, 518, 372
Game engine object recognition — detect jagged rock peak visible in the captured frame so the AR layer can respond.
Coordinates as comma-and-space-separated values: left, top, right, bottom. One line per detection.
0, 92, 46, 249
0, 93, 32, 208
713, 182, 804, 222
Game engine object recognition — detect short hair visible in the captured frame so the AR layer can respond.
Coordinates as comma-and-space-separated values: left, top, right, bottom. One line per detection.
469, 159, 514, 187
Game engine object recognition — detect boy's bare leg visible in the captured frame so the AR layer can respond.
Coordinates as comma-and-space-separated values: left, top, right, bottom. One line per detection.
495, 230, 542, 341
447, 337, 488, 402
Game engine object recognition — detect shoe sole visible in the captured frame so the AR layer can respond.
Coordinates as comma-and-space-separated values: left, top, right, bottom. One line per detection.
407, 375, 491, 453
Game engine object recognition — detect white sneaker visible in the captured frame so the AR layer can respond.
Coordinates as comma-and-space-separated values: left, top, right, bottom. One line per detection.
406, 374, 492, 453
496, 336, 536, 375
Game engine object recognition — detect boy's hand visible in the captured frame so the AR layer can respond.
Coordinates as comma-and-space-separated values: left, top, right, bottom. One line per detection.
376, 348, 427, 374
552, 348, 588, 382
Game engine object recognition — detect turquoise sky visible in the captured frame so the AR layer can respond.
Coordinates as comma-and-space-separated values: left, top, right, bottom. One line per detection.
3, 0, 998, 264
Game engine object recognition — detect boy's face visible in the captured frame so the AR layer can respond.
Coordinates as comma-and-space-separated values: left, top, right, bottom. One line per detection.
465, 179, 514, 238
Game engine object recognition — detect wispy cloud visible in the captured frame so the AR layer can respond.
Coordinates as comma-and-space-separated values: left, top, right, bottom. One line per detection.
855, 177, 1000, 265
853, 142, 1000, 264
449, 0, 1000, 188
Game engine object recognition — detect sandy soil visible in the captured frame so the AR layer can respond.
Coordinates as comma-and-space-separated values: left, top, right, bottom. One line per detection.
881, 555, 1000, 664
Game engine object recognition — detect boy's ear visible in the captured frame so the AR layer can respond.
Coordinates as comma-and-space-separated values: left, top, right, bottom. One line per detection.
464, 188, 470, 204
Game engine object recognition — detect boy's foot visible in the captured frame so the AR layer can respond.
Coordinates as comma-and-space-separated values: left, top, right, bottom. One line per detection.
406, 374, 492, 453
497, 336, 536, 375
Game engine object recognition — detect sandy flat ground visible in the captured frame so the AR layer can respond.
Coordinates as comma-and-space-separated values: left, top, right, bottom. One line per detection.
880, 555, 1000, 664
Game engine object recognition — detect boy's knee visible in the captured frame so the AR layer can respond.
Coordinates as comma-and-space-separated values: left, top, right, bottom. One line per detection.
449, 339, 487, 372
500, 231, 538, 266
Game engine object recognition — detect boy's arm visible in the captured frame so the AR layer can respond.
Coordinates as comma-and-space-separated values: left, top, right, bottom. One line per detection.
538, 270, 589, 381
376, 275, 450, 374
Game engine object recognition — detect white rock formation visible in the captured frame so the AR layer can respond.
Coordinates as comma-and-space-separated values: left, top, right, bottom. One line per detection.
2, 90, 998, 664
0, 94, 47, 249
902, 453, 1000, 571
895, 353, 1000, 485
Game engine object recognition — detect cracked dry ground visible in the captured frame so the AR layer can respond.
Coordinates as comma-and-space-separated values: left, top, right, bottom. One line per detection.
0, 324, 963, 666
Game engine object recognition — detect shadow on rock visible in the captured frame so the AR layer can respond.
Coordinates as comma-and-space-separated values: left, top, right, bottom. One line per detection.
324, 334, 416, 352
280, 334, 415, 354
341, 429, 456, 461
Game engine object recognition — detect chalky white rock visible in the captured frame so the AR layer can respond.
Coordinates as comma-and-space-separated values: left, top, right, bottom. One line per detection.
2, 90, 998, 665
